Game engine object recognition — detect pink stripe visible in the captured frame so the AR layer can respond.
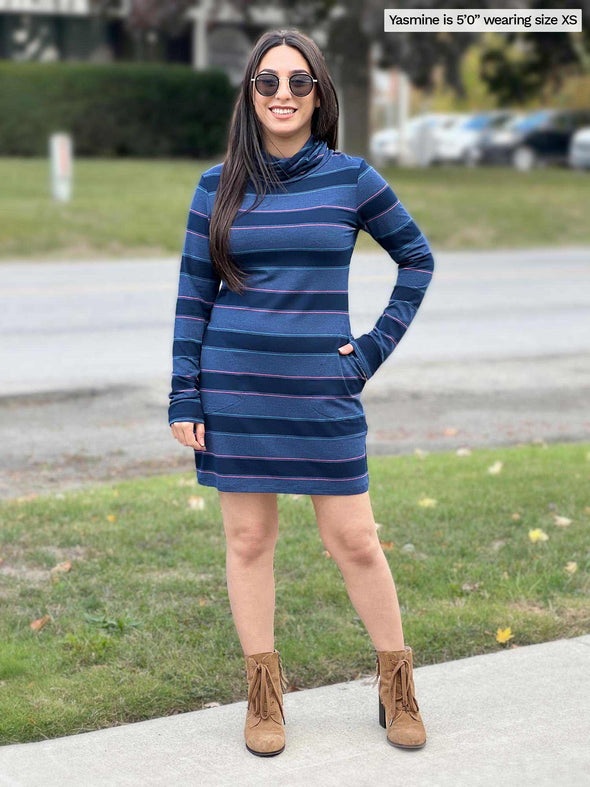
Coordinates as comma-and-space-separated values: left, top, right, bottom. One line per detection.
358, 184, 387, 209
186, 229, 207, 239
197, 451, 365, 463
240, 286, 347, 294
368, 200, 400, 222
214, 305, 348, 315
189, 209, 208, 218
237, 204, 356, 214
201, 389, 358, 401
178, 295, 215, 304
383, 332, 398, 344
231, 222, 347, 231
384, 314, 408, 329
201, 369, 357, 380
177, 315, 206, 322
177, 387, 198, 392
197, 469, 370, 482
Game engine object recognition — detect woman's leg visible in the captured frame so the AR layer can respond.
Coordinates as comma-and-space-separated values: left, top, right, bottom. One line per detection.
311, 491, 405, 651
218, 491, 279, 656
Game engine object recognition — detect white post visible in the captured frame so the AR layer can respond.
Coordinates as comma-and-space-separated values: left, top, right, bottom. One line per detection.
49, 132, 73, 202
397, 69, 412, 166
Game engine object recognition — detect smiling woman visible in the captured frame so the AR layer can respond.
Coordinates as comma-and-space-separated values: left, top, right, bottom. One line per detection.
167, 27, 435, 759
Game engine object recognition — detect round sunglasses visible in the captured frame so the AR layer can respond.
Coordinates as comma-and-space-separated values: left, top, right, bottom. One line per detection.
251, 72, 318, 98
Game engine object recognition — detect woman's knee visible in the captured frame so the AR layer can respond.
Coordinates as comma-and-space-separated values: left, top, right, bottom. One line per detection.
219, 491, 279, 561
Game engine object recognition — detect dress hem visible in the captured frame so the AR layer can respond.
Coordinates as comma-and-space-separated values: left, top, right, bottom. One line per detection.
195, 469, 369, 496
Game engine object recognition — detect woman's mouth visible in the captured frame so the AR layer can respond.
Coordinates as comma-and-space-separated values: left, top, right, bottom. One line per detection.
269, 107, 297, 118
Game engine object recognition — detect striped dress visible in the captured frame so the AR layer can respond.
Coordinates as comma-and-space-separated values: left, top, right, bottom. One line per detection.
168, 133, 435, 495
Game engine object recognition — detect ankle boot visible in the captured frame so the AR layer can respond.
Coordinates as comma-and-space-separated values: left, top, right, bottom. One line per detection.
371, 645, 426, 749
244, 648, 288, 756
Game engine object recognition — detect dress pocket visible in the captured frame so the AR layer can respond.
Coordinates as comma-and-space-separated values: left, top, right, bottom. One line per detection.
336, 350, 367, 398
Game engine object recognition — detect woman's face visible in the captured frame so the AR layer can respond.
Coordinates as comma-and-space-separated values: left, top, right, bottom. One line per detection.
252, 44, 320, 151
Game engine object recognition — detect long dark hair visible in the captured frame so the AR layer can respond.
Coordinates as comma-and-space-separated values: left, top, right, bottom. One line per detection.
209, 28, 340, 295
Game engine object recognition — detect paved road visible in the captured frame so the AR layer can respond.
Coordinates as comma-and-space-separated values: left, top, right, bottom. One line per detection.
1, 247, 589, 498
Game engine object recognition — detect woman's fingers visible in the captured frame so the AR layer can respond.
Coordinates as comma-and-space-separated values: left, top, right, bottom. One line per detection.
337, 343, 354, 354
171, 421, 206, 450
195, 422, 206, 450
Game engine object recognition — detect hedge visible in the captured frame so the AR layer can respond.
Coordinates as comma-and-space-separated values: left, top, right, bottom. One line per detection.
0, 61, 235, 157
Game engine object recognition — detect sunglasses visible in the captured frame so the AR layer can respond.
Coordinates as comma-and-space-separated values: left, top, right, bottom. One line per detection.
251, 72, 318, 98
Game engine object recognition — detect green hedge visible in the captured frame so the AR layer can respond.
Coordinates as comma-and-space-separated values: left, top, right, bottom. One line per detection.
0, 61, 235, 157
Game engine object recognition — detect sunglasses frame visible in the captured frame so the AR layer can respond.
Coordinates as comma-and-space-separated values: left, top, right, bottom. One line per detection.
251, 73, 318, 98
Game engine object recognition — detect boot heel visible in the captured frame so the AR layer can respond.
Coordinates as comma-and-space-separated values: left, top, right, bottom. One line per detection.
378, 695, 387, 728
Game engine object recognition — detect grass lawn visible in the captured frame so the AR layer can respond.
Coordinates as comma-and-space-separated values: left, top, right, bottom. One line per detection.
1, 440, 589, 744
1, 156, 589, 259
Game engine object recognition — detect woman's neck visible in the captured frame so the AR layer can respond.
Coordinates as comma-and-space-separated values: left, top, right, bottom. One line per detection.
263, 128, 312, 159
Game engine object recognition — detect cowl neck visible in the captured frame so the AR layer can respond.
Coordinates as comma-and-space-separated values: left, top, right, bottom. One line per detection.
261, 133, 329, 182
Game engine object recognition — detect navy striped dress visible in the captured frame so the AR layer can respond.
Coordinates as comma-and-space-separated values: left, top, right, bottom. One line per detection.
168, 133, 435, 495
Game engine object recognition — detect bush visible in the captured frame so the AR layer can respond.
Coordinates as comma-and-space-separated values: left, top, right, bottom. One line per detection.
0, 61, 235, 157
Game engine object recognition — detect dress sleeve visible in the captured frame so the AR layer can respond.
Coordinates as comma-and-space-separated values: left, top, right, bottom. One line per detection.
349, 159, 435, 380
168, 173, 221, 426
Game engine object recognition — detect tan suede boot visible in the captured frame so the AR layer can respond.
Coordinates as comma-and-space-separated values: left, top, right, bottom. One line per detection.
371, 645, 426, 749
244, 648, 288, 756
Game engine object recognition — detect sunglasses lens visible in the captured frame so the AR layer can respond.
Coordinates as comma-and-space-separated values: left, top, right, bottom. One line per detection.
290, 75, 314, 96
255, 75, 279, 96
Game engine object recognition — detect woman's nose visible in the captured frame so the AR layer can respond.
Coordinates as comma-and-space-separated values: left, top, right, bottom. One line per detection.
275, 78, 293, 100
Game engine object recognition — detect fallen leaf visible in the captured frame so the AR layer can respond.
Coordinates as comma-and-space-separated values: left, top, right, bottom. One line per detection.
487, 461, 503, 475
50, 561, 72, 583
379, 541, 395, 550
511, 512, 521, 521
106, 514, 117, 523
187, 496, 205, 510
528, 528, 549, 543
418, 497, 437, 507
456, 447, 472, 456
461, 582, 480, 592
564, 561, 578, 575
495, 626, 514, 644
30, 615, 51, 631
553, 515, 572, 527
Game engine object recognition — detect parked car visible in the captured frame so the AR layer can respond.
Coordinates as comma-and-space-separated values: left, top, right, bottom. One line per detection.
429, 114, 473, 164
435, 110, 516, 166
568, 126, 590, 169
474, 109, 590, 170
369, 113, 463, 167
370, 127, 400, 166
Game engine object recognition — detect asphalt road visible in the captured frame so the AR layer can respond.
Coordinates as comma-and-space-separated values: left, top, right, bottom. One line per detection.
1, 247, 589, 499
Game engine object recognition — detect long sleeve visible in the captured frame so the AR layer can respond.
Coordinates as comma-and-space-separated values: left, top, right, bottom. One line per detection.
168, 173, 221, 426
349, 159, 435, 380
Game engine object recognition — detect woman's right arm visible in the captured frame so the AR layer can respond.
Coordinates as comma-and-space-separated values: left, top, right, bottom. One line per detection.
168, 172, 221, 449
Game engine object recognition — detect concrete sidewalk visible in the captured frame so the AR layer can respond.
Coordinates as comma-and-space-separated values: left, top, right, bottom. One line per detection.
1, 636, 589, 787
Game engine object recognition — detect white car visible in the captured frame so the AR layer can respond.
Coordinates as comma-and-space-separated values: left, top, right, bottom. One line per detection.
436, 111, 515, 166
369, 127, 400, 166
569, 126, 590, 169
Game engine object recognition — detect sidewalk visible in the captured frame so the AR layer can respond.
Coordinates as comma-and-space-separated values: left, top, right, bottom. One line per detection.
1, 636, 589, 786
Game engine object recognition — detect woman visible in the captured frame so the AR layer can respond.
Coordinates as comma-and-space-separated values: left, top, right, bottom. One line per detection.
169, 28, 435, 757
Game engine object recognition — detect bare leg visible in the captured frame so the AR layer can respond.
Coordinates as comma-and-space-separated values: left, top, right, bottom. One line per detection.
311, 491, 405, 651
218, 491, 279, 656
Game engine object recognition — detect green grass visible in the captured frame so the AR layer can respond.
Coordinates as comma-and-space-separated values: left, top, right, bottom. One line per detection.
1, 156, 589, 259
0, 441, 588, 744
